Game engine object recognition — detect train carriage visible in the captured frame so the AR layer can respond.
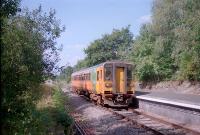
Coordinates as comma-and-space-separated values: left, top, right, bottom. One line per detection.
71, 61, 135, 107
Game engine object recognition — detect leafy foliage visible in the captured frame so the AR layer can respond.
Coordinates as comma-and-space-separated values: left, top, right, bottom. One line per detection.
58, 65, 73, 83
130, 0, 200, 81
83, 26, 134, 67
52, 87, 73, 127
0, 0, 21, 19
1, 3, 65, 134
73, 59, 88, 71
36, 85, 73, 135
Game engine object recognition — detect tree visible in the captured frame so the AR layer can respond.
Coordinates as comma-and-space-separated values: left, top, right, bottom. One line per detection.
0, 0, 21, 19
59, 65, 73, 83
129, 24, 159, 81
84, 26, 134, 66
152, 0, 200, 80
130, 0, 200, 81
1, 6, 64, 134
73, 59, 88, 71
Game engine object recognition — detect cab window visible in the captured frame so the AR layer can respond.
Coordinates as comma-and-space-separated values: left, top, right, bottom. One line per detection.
127, 66, 132, 80
100, 70, 102, 80
105, 65, 112, 81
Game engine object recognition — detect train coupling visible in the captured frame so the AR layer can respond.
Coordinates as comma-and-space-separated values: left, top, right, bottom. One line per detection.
115, 94, 124, 102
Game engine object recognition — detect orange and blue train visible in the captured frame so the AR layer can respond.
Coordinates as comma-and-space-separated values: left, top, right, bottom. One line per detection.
71, 61, 135, 107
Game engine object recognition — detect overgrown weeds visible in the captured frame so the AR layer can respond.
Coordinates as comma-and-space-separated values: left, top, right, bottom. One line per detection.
36, 84, 73, 135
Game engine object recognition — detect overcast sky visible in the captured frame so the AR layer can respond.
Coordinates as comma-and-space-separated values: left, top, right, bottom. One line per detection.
21, 0, 153, 67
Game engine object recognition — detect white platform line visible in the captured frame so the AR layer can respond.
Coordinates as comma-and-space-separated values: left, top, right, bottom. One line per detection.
136, 96, 200, 110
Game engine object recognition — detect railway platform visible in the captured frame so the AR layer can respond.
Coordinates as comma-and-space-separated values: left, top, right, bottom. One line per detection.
135, 90, 200, 133
136, 91, 200, 109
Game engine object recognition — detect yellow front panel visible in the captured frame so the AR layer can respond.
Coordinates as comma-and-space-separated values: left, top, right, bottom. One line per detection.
96, 72, 100, 93
96, 67, 103, 94
116, 67, 125, 93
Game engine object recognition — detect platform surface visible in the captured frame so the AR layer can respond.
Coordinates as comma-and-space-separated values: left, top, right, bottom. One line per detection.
135, 91, 200, 107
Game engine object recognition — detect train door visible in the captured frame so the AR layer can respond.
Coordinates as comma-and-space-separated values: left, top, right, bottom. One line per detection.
99, 69, 103, 91
96, 68, 103, 94
115, 67, 125, 93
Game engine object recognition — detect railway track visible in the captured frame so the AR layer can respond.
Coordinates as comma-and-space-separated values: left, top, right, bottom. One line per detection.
96, 105, 199, 135
65, 88, 199, 135
107, 108, 199, 135
71, 112, 96, 135
71, 107, 155, 135
66, 90, 154, 135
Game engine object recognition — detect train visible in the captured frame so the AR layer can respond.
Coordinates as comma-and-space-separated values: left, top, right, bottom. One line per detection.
71, 61, 135, 107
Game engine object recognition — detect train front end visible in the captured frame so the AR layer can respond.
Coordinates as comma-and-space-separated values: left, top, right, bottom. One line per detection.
102, 61, 135, 106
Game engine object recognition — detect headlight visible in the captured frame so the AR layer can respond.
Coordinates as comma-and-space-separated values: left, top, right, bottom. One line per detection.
105, 83, 112, 87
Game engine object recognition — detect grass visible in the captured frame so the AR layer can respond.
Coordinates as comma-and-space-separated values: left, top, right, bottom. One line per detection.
36, 84, 73, 135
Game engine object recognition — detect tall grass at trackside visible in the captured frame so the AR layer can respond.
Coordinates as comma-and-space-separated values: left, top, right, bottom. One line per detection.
36, 84, 73, 135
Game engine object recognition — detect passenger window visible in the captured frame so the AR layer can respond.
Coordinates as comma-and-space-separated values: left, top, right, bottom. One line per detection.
97, 71, 99, 81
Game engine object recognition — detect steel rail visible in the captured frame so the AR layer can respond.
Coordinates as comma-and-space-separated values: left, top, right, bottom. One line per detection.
71, 88, 200, 135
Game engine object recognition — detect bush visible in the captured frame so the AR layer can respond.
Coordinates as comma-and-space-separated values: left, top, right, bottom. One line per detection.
35, 85, 73, 135
1, 5, 65, 134
52, 87, 73, 127
137, 60, 159, 81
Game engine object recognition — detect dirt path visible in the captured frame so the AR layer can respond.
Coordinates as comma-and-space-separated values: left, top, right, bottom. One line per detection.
62, 86, 155, 135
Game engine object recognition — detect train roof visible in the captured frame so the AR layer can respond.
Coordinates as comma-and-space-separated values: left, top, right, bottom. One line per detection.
71, 63, 102, 76
71, 60, 133, 76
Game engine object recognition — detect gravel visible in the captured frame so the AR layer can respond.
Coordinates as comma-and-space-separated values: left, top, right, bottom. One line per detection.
63, 87, 155, 135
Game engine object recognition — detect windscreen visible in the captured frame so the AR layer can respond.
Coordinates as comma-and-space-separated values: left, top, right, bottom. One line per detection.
104, 64, 113, 81
127, 65, 132, 80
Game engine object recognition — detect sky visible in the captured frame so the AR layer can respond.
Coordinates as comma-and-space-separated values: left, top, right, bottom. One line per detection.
21, 0, 153, 67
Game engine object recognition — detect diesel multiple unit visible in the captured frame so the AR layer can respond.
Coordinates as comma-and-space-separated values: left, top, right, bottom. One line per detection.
71, 61, 135, 107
